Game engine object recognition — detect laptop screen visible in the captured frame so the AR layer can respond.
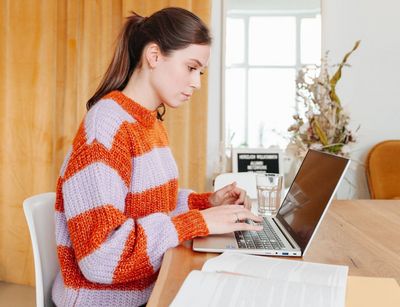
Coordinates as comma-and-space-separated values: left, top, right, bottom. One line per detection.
275, 150, 349, 252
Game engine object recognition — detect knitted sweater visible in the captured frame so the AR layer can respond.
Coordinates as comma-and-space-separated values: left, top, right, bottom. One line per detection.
52, 91, 211, 306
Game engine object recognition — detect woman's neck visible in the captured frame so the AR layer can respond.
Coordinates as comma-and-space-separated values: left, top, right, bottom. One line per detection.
122, 69, 160, 111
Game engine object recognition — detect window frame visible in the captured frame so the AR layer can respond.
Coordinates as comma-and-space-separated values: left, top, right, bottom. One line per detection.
223, 10, 321, 149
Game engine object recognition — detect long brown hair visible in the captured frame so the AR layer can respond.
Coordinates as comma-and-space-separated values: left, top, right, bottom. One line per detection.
86, 7, 212, 120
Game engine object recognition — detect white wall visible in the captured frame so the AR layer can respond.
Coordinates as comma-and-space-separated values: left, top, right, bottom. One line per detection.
323, 0, 400, 198
207, 0, 400, 197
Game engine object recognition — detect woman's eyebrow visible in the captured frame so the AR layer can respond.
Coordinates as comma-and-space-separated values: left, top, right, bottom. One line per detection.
188, 58, 206, 68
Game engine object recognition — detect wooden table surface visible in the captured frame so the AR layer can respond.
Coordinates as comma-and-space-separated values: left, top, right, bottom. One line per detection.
147, 200, 400, 307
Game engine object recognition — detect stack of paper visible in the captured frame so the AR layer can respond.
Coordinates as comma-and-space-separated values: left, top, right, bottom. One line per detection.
171, 252, 349, 307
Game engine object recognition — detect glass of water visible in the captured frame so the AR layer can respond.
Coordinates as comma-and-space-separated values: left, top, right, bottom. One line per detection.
256, 173, 283, 216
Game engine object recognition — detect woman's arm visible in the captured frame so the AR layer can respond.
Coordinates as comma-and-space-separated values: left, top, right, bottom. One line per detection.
170, 189, 212, 216
60, 102, 209, 285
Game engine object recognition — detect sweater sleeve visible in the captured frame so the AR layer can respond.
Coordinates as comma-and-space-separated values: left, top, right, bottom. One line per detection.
188, 192, 213, 210
170, 189, 213, 217
62, 102, 209, 286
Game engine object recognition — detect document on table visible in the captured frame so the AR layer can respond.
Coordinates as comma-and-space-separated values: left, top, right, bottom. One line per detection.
170, 252, 348, 307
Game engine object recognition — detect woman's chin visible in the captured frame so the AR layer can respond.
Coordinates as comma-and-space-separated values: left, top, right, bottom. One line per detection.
165, 99, 187, 108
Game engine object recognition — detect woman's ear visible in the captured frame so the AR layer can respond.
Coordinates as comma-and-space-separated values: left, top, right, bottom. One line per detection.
144, 43, 161, 69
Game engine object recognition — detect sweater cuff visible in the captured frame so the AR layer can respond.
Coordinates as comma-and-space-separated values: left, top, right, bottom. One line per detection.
188, 192, 213, 210
171, 210, 209, 243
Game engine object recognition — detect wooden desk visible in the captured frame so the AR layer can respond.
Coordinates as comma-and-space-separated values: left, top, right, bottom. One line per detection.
148, 200, 400, 306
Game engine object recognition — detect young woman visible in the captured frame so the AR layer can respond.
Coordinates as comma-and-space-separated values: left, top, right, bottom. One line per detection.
52, 7, 262, 306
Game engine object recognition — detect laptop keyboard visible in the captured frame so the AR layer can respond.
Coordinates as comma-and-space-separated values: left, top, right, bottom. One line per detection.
234, 217, 285, 250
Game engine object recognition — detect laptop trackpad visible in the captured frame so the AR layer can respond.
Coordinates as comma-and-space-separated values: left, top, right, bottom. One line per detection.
193, 232, 237, 250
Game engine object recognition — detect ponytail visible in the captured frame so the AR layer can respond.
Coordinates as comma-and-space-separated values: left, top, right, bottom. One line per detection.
86, 13, 145, 110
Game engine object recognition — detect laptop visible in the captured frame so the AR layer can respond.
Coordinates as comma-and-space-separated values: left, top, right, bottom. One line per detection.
193, 149, 350, 257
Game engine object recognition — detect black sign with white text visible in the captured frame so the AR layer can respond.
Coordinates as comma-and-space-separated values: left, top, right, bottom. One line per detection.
236, 153, 280, 173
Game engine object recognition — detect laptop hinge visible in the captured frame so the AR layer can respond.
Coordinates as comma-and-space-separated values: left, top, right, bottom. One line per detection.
272, 218, 300, 250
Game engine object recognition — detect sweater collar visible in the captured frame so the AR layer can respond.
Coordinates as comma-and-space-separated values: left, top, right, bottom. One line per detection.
105, 90, 158, 127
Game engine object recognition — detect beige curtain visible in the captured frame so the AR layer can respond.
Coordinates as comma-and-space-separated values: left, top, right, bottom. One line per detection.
0, 0, 210, 286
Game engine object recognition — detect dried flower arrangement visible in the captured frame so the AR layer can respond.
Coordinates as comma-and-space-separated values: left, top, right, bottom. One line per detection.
288, 41, 361, 157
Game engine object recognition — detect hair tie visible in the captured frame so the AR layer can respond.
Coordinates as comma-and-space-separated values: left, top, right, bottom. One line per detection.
140, 16, 148, 25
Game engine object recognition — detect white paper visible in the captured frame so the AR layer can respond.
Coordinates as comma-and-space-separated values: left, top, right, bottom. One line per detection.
170, 253, 348, 307
203, 252, 348, 288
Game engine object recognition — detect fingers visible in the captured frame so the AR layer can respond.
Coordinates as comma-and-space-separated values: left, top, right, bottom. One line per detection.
223, 205, 262, 222
233, 188, 247, 205
218, 182, 237, 194
244, 196, 252, 210
215, 184, 252, 209
235, 208, 263, 223
234, 222, 263, 232
201, 205, 264, 235
237, 195, 252, 210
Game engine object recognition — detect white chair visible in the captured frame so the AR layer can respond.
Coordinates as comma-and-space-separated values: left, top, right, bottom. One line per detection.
23, 192, 58, 307
214, 172, 257, 199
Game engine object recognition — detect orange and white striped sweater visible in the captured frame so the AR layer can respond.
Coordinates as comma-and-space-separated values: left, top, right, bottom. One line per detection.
52, 91, 211, 306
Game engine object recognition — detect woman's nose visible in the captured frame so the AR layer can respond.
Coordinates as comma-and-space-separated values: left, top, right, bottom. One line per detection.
190, 72, 201, 90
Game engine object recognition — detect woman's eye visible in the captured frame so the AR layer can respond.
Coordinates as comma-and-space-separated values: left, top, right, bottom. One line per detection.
188, 66, 204, 75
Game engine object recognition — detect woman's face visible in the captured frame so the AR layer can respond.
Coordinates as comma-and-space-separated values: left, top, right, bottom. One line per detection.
150, 44, 210, 108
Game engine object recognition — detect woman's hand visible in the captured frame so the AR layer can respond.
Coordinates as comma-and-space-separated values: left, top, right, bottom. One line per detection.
209, 182, 252, 210
200, 205, 263, 235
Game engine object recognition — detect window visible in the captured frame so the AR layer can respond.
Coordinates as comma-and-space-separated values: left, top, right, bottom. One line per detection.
224, 12, 321, 149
